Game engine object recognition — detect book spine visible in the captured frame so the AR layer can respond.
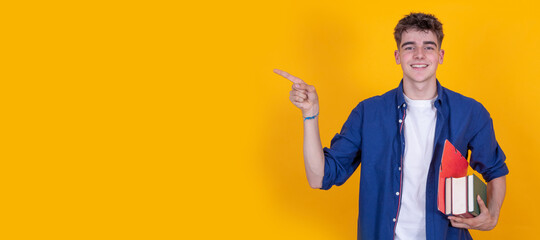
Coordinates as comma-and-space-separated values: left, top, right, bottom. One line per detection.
445, 177, 452, 215
466, 175, 469, 216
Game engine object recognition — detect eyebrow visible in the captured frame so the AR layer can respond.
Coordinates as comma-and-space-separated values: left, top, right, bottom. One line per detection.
401, 41, 438, 48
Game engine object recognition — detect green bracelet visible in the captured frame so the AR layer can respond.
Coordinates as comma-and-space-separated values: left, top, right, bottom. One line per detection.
303, 112, 319, 121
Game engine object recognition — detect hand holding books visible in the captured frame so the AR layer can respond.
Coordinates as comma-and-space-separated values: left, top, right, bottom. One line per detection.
448, 195, 497, 231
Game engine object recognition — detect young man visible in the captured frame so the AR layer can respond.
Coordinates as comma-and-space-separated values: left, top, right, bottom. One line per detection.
274, 13, 508, 239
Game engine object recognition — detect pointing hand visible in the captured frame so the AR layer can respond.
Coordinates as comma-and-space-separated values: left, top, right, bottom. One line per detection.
274, 69, 319, 117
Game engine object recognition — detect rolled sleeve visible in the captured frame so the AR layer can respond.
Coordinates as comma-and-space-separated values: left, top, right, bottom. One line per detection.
468, 118, 509, 182
320, 104, 363, 190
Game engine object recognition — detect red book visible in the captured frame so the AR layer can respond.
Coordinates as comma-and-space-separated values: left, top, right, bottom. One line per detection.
437, 140, 468, 214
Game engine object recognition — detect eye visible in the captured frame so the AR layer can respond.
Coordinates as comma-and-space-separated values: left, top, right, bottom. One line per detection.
425, 46, 435, 50
404, 47, 413, 50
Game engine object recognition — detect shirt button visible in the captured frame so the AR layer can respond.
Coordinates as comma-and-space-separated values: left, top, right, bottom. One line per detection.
398, 167, 402, 171
396, 192, 400, 196
398, 119, 402, 123
393, 218, 396, 222
397, 106, 400, 109
403, 103, 406, 107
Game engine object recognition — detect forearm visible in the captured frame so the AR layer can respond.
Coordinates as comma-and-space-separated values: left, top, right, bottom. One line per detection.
303, 117, 325, 189
487, 175, 506, 222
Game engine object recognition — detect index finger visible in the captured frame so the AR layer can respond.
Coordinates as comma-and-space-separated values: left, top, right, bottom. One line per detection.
273, 69, 305, 84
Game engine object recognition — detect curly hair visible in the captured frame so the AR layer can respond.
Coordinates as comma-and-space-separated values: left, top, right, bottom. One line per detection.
394, 12, 444, 49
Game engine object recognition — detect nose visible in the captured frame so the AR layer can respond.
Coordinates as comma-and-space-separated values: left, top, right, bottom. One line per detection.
413, 48, 425, 59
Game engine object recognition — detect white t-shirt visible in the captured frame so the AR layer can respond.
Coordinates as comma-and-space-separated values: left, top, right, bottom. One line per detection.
395, 94, 437, 240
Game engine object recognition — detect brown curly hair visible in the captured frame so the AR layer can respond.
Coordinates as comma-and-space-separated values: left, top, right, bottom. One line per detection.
394, 12, 444, 49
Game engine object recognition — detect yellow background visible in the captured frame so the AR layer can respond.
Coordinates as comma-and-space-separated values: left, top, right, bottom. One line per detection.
2, 0, 539, 239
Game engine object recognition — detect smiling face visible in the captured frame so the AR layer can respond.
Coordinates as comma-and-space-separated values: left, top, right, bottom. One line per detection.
394, 29, 444, 85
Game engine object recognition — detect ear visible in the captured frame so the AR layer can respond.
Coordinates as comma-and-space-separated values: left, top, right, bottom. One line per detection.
395, 50, 400, 64
439, 49, 445, 64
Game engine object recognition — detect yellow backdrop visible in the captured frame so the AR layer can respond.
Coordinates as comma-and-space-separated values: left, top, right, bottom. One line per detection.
3, 0, 539, 239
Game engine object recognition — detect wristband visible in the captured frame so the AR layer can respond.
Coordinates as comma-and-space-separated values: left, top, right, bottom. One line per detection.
303, 112, 319, 121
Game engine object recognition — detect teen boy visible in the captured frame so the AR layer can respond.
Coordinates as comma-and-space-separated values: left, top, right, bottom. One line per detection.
274, 12, 508, 239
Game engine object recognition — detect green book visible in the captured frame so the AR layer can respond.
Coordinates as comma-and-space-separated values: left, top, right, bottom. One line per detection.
467, 174, 487, 217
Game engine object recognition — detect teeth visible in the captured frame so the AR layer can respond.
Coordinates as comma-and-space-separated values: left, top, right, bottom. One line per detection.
412, 64, 427, 68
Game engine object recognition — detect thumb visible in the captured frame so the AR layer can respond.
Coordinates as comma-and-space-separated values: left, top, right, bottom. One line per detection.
293, 83, 315, 93
477, 195, 489, 213
293, 82, 308, 90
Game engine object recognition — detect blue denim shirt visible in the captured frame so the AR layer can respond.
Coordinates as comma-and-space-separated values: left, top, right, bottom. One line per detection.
320, 80, 509, 240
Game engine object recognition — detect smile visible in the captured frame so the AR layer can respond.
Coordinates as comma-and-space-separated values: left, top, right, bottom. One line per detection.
411, 64, 428, 68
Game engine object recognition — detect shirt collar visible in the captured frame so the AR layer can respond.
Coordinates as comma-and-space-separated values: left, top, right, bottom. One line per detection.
396, 79, 444, 108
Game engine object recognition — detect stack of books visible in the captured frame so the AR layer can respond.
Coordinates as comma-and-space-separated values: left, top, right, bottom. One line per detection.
445, 174, 487, 217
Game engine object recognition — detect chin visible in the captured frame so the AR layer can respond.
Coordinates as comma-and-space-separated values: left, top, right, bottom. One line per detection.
406, 75, 435, 84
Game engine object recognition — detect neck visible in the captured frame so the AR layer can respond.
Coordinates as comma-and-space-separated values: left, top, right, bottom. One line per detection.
402, 78, 437, 100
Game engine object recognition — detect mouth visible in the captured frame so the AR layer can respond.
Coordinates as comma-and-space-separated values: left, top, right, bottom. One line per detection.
410, 64, 428, 69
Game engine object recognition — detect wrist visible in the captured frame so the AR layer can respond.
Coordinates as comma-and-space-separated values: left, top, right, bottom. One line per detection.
302, 106, 319, 118
303, 112, 319, 121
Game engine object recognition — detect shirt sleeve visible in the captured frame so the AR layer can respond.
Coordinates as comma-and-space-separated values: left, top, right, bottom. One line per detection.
320, 103, 363, 190
468, 115, 509, 182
